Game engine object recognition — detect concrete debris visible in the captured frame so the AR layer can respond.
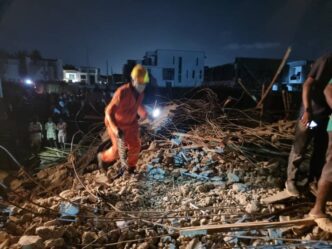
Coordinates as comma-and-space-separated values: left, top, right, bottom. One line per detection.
18, 235, 43, 249
2, 95, 327, 248
59, 202, 79, 218
35, 226, 64, 240
147, 165, 166, 180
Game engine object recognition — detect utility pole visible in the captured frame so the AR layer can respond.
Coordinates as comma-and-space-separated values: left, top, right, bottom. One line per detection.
0, 78, 3, 98
106, 60, 109, 85
110, 66, 115, 86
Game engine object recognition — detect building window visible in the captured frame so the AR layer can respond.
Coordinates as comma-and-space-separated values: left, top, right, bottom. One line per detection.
289, 66, 301, 81
178, 57, 182, 83
196, 57, 199, 66
192, 70, 195, 79
162, 68, 175, 81
186, 70, 189, 79
81, 75, 87, 80
199, 70, 202, 79
68, 73, 76, 80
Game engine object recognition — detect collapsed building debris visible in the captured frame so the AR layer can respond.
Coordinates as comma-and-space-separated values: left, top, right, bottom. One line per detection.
1, 89, 332, 248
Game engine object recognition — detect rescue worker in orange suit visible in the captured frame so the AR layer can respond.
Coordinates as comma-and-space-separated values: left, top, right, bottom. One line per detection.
97, 64, 148, 174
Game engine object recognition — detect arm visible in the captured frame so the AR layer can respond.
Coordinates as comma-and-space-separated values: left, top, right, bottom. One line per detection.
301, 77, 315, 125
300, 56, 326, 125
324, 84, 332, 109
138, 104, 148, 120
105, 90, 121, 136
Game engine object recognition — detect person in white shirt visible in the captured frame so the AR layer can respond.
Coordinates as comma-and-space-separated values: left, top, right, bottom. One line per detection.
57, 118, 67, 149
45, 117, 57, 147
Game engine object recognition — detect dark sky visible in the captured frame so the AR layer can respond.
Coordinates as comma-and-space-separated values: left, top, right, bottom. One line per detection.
0, 0, 331, 73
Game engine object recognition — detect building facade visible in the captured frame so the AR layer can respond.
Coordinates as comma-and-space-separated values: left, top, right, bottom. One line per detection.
0, 57, 63, 83
124, 49, 205, 88
63, 66, 100, 84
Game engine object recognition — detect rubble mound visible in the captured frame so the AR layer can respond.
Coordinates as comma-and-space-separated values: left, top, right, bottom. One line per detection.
2, 90, 332, 248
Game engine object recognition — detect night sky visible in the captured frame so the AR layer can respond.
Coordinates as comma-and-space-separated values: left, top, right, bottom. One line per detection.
0, 0, 331, 73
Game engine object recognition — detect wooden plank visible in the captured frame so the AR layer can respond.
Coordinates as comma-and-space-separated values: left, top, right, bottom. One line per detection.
179, 218, 315, 237
261, 190, 294, 204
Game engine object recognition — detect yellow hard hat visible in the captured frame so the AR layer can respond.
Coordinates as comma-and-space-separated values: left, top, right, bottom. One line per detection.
131, 64, 149, 84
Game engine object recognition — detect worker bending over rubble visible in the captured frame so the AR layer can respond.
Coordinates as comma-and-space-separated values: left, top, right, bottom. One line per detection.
309, 80, 332, 231
286, 53, 332, 196
97, 64, 148, 174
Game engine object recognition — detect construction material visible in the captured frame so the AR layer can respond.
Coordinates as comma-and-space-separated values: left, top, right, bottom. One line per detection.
2, 90, 330, 248
180, 218, 316, 237
262, 190, 295, 204
256, 47, 292, 108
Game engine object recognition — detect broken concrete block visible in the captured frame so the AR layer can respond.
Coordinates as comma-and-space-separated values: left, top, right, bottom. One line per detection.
44, 238, 64, 248
227, 172, 240, 183
232, 183, 247, 193
245, 201, 259, 214
82, 231, 98, 244
18, 235, 43, 249
36, 226, 64, 240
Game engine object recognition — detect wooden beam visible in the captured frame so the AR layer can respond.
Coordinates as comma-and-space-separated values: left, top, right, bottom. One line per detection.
256, 47, 292, 108
179, 218, 315, 237
236, 78, 257, 103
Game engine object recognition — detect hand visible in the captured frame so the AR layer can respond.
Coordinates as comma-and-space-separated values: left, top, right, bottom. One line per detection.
301, 111, 311, 126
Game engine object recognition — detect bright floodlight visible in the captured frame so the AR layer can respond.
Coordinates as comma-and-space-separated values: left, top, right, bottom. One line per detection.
152, 108, 160, 118
25, 79, 33, 85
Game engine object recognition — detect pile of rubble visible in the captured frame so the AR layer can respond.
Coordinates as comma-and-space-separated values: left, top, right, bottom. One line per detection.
1, 90, 332, 248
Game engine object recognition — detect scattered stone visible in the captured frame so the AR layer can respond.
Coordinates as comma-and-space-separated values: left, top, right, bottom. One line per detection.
44, 238, 64, 248
36, 226, 64, 240
18, 235, 43, 249
245, 201, 260, 214
232, 183, 247, 193
185, 238, 202, 249
82, 231, 98, 244
5, 221, 23, 236
137, 241, 150, 249
200, 218, 208, 225
227, 172, 240, 183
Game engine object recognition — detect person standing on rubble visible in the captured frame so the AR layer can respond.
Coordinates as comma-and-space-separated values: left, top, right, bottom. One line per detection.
57, 118, 67, 149
45, 117, 57, 148
286, 53, 332, 196
97, 64, 148, 175
308, 79, 332, 231
28, 116, 43, 155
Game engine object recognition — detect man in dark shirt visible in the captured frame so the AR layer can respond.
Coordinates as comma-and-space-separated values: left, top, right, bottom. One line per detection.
286, 53, 332, 196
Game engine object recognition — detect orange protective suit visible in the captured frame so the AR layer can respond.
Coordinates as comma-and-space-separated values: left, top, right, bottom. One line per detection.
101, 83, 147, 169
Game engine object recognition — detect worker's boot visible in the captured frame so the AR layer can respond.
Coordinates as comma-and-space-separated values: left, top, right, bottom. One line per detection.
285, 180, 300, 196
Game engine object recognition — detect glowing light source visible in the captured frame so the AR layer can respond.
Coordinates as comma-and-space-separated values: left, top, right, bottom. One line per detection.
25, 79, 33, 85
152, 108, 160, 118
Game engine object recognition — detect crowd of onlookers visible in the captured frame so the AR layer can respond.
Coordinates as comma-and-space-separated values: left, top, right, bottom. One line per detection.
28, 116, 67, 155
1, 83, 115, 158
